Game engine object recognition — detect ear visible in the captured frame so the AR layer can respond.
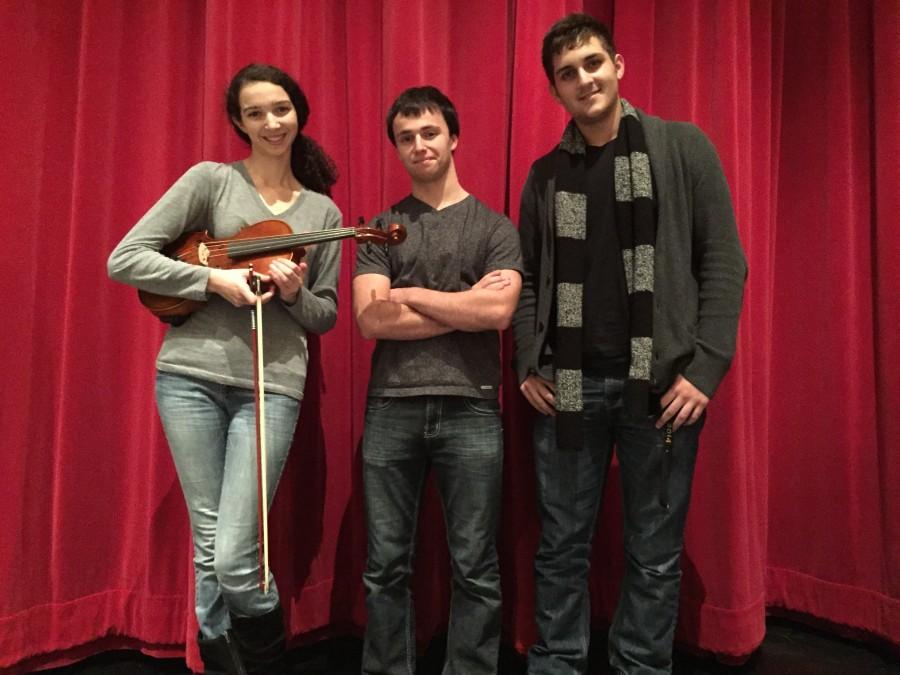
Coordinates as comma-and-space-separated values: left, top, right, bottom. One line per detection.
614, 53, 625, 80
450, 135, 459, 152
233, 117, 247, 134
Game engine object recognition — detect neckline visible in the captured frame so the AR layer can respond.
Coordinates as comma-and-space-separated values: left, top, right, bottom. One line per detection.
234, 161, 306, 219
408, 193, 472, 213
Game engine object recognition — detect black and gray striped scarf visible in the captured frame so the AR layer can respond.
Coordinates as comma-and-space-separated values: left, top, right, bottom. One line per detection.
553, 99, 657, 450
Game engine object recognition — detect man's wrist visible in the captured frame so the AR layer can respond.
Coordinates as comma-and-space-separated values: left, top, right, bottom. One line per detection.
395, 286, 420, 307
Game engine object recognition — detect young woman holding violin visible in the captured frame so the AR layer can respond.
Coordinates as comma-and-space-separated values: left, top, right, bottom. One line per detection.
108, 63, 341, 674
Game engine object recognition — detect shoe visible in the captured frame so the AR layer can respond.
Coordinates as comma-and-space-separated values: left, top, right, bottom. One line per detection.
229, 604, 289, 674
197, 631, 247, 675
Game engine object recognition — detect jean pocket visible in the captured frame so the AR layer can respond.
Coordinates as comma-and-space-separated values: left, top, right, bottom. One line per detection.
462, 397, 500, 416
366, 396, 396, 412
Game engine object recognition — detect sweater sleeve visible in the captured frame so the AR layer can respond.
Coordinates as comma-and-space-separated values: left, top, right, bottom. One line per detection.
511, 165, 542, 384
681, 127, 748, 398
280, 199, 342, 334
107, 162, 214, 300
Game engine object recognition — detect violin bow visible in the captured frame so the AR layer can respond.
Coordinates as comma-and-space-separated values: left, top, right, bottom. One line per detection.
249, 265, 270, 593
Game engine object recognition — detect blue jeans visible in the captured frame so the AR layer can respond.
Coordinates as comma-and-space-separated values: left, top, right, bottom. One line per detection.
528, 373, 704, 675
155, 371, 299, 638
361, 395, 503, 675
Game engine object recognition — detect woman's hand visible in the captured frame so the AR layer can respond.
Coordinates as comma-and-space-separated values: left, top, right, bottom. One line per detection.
268, 258, 308, 305
207, 268, 274, 307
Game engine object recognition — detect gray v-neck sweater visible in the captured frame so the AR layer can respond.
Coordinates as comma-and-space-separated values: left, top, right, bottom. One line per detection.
108, 161, 342, 400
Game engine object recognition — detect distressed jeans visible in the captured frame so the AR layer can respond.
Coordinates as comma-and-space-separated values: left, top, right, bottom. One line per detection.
528, 373, 703, 675
155, 371, 299, 638
361, 395, 503, 675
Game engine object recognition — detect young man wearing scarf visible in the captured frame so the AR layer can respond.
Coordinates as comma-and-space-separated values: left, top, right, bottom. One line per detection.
511, 14, 747, 675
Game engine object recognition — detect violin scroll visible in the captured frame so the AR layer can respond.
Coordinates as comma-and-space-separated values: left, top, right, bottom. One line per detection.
354, 222, 407, 246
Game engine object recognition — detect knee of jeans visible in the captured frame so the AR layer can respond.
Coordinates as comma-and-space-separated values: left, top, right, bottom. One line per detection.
212, 531, 257, 586
450, 548, 500, 587
364, 541, 416, 590
452, 572, 501, 606
213, 556, 271, 617
623, 541, 684, 578
535, 543, 593, 584
193, 541, 216, 573
213, 552, 243, 587
538, 521, 596, 559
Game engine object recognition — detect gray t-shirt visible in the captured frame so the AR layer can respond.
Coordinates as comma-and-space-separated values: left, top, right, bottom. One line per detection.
355, 195, 522, 399
108, 161, 342, 400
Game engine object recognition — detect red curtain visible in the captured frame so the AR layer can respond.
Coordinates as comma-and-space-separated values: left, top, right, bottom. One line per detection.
1, 1, 897, 671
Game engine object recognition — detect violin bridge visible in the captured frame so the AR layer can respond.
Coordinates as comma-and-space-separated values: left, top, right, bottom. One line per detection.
197, 242, 210, 266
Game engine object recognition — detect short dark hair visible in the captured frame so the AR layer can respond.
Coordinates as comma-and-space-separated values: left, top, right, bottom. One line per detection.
541, 13, 617, 84
385, 86, 460, 146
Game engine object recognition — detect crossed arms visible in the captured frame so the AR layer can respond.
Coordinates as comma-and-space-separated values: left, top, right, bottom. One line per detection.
353, 270, 522, 340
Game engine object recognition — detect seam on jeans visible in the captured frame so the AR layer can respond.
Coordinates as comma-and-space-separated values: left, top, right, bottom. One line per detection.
462, 397, 501, 416
404, 465, 427, 675
424, 397, 440, 439
442, 489, 455, 670
366, 395, 396, 412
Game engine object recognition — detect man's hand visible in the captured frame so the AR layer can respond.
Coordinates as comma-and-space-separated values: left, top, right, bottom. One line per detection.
354, 273, 454, 340
473, 270, 512, 291
520, 373, 556, 416
657, 375, 709, 430
390, 270, 511, 305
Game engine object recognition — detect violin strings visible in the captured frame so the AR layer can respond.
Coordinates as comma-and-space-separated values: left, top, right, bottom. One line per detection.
172, 224, 397, 263
197, 227, 358, 253
226, 229, 360, 256
181, 231, 349, 260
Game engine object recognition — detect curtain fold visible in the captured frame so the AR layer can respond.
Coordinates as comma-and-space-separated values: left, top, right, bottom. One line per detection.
765, 0, 900, 643
0, 0, 896, 671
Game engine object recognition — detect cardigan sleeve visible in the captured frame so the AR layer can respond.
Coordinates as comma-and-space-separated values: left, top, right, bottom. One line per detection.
511, 165, 543, 384
680, 127, 748, 398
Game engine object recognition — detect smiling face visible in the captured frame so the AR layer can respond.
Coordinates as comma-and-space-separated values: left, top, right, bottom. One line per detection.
391, 108, 458, 184
550, 35, 624, 129
234, 81, 298, 158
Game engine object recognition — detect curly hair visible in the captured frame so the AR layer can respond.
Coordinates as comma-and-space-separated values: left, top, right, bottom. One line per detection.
225, 63, 338, 196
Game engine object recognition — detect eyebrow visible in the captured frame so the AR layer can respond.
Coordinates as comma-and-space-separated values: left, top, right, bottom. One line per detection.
398, 125, 440, 135
555, 51, 604, 76
241, 99, 291, 112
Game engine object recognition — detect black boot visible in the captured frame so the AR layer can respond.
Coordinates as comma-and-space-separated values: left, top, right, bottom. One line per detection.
197, 631, 247, 675
228, 605, 289, 674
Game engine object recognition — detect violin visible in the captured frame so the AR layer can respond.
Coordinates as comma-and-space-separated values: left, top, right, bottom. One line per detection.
138, 218, 405, 321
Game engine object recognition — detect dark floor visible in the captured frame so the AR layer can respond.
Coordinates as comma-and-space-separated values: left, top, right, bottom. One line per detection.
33, 618, 900, 674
